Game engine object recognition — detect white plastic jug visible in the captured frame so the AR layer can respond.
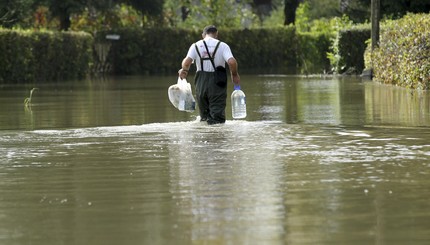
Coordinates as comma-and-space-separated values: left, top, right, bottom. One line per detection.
231, 85, 246, 119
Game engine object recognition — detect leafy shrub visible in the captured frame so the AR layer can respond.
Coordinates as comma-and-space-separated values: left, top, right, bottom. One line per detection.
297, 32, 332, 74
335, 25, 371, 74
369, 13, 430, 89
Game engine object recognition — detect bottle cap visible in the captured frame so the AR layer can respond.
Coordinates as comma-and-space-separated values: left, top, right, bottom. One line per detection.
234, 84, 241, 90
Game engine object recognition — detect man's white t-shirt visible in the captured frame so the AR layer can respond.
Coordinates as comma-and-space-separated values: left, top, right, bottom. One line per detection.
186, 36, 234, 72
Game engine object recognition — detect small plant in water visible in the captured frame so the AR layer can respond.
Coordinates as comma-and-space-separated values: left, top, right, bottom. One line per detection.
24, 88, 38, 108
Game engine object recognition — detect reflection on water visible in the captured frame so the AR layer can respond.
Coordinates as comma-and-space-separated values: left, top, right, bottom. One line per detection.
166, 121, 286, 243
1, 76, 430, 244
365, 82, 430, 126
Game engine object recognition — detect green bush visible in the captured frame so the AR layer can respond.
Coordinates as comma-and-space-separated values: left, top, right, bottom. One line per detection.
61, 32, 94, 80
221, 27, 298, 74
98, 28, 198, 75
0, 29, 93, 83
0, 30, 34, 83
330, 25, 371, 74
297, 32, 332, 74
368, 13, 430, 89
140, 28, 199, 74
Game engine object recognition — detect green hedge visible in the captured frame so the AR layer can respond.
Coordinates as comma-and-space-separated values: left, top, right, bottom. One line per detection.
0, 29, 93, 83
330, 25, 371, 74
223, 28, 299, 74
99, 27, 198, 75
368, 13, 430, 89
0, 27, 335, 83
297, 32, 332, 74
100, 27, 331, 75
0, 30, 33, 82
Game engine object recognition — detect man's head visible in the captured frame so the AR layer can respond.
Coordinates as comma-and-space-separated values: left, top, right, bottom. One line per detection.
202, 25, 218, 38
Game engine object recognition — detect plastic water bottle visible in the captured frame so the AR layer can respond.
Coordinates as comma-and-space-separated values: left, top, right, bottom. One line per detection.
231, 84, 247, 119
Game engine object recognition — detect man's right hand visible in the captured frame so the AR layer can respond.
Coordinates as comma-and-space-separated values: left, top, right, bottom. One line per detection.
178, 68, 188, 80
232, 73, 240, 85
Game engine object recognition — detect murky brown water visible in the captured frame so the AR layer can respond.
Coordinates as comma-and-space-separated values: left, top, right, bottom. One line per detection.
1, 75, 430, 244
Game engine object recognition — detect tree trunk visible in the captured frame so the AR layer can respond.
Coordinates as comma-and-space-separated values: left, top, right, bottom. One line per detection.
371, 0, 380, 50
181, 6, 189, 21
58, 11, 71, 31
284, 0, 300, 25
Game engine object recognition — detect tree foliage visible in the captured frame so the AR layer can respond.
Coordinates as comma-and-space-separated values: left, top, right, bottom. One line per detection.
0, 0, 165, 30
341, 0, 430, 23
125, 0, 162, 16
36, 0, 87, 30
0, 0, 34, 27
2, 0, 430, 30
163, 0, 258, 29
70, 4, 143, 33
48, 0, 164, 30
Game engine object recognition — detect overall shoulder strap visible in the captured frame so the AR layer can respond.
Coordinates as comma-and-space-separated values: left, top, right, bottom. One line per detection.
213, 41, 221, 57
195, 43, 205, 71
194, 43, 201, 58
203, 41, 218, 70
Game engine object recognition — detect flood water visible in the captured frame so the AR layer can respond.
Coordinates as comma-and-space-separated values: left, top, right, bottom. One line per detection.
1, 75, 430, 244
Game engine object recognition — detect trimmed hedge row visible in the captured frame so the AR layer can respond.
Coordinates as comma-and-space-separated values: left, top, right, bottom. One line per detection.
100, 27, 331, 75
367, 13, 430, 89
0, 29, 93, 83
0, 27, 348, 83
99, 28, 198, 75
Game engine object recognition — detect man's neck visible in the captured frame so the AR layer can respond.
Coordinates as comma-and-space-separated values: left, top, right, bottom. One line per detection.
204, 34, 217, 40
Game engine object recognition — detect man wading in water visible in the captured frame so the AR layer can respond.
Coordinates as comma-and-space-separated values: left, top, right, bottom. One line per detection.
178, 25, 241, 125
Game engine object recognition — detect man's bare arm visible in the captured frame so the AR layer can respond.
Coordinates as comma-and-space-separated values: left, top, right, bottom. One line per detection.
178, 57, 193, 79
227, 57, 240, 85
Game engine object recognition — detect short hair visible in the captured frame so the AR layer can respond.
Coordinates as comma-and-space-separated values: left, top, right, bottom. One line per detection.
202, 25, 218, 35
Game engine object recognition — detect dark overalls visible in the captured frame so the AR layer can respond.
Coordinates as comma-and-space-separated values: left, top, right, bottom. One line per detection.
194, 42, 227, 125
